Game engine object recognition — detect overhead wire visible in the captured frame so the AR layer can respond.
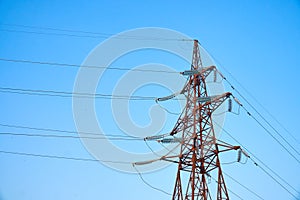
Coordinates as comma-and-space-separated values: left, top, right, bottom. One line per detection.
1, 147, 175, 196
205, 50, 300, 148
3, 23, 298, 148
144, 139, 162, 157
0, 86, 157, 100
212, 68, 300, 163
222, 171, 265, 200
212, 55, 300, 147
234, 97, 300, 164
0, 23, 193, 41
0, 86, 187, 102
0, 122, 140, 139
1, 26, 298, 197
0, 122, 179, 159
132, 164, 172, 196
0, 29, 107, 39
213, 120, 299, 197
1, 55, 297, 153
3, 57, 298, 164
226, 81, 300, 159
1, 23, 116, 36
0, 28, 192, 41
0, 150, 131, 164
201, 52, 300, 196
210, 175, 244, 200
0, 57, 179, 73
155, 101, 181, 115
0, 131, 143, 141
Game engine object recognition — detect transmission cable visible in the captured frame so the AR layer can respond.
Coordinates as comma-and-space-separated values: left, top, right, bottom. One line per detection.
0, 150, 131, 164
222, 171, 265, 200
206, 50, 300, 147
0, 86, 157, 100
225, 80, 300, 158
210, 175, 246, 200
215, 71, 300, 163
234, 97, 300, 164
220, 67, 300, 147
0, 122, 140, 139
213, 121, 299, 197
0, 131, 143, 141
0, 29, 109, 39
132, 164, 171, 196
1, 23, 116, 36
0, 23, 193, 41
0, 28, 192, 41
0, 23, 192, 42
0, 57, 179, 73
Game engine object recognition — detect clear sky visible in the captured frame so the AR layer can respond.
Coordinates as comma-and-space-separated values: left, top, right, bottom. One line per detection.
0, 1, 300, 200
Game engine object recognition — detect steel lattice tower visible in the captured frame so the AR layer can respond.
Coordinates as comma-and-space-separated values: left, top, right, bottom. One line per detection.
170, 40, 240, 200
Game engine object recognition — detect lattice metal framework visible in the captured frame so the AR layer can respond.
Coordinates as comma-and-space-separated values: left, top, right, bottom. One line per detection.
171, 40, 239, 200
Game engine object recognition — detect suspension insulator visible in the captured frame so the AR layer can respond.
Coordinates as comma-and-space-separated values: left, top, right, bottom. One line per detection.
213, 70, 217, 82
144, 133, 169, 140
181, 70, 199, 76
228, 98, 232, 112
237, 149, 242, 162
156, 91, 181, 102
158, 138, 181, 143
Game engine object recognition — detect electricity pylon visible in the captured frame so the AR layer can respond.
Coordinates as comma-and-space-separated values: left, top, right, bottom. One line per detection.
143, 40, 244, 199
169, 40, 240, 200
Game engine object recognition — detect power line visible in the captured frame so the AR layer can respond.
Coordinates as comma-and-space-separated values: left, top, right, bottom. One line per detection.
0, 122, 140, 138
0, 57, 179, 73
132, 164, 171, 196
222, 172, 265, 200
0, 150, 131, 164
0, 131, 143, 141
0, 23, 116, 36
222, 70, 300, 147
213, 67, 300, 163
0, 23, 193, 41
2, 28, 184, 41
236, 100, 300, 164
0, 86, 157, 100
2, 72, 297, 159
0, 28, 192, 41
249, 157, 298, 199
0, 86, 187, 102
0, 149, 170, 195
213, 121, 299, 197
0, 23, 191, 42
3, 24, 297, 146
3, 69, 298, 162
0, 29, 107, 39
226, 80, 300, 158
206, 50, 300, 148
209, 175, 245, 200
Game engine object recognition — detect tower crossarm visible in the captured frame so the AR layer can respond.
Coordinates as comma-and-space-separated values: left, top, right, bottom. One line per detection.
180, 65, 219, 94
170, 92, 232, 136
199, 92, 232, 114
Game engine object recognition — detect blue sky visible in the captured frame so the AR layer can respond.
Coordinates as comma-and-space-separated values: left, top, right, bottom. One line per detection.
0, 1, 300, 199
